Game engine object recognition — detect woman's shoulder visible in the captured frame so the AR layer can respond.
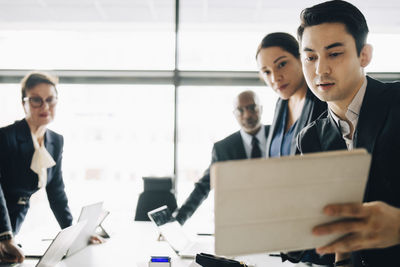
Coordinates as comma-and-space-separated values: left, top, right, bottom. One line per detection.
0, 119, 30, 151
0, 119, 28, 136
46, 128, 63, 142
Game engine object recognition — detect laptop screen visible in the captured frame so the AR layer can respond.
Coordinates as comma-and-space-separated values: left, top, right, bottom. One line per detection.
66, 202, 103, 257
148, 206, 192, 253
149, 205, 173, 226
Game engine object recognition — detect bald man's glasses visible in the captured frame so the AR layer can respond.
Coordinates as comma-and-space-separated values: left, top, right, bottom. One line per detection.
233, 104, 260, 116
24, 96, 58, 108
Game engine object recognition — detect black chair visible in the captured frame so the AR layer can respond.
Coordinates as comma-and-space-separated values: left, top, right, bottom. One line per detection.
134, 176, 177, 221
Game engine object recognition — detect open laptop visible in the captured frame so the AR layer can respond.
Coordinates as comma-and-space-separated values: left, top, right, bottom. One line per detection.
66, 202, 104, 257
24, 202, 104, 258
147, 205, 214, 259
95, 210, 110, 238
1, 221, 85, 267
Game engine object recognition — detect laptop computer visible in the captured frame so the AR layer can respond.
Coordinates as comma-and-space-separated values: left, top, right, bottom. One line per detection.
66, 202, 104, 257
147, 205, 214, 259
95, 209, 110, 238
1, 221, 85, 267
23, 202, 104, 258
211, 149, 371, 256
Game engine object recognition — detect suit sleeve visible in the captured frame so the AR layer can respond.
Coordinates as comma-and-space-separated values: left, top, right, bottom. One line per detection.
45, 136, 73, 229
0, 185, 12, 234
0, 130, 12, 234
175, 144, 219, 225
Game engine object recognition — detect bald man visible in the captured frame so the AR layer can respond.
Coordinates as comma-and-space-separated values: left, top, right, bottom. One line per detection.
175, 90, 270, 224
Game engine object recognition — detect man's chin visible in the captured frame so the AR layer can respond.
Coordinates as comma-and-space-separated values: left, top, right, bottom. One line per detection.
244, 125, 261, 134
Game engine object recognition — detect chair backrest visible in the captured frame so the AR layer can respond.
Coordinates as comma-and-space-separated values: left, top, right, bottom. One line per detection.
134, 177, 177, 221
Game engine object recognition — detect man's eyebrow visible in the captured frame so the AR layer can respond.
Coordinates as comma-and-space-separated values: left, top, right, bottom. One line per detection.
325, 42, 344, 50
303, 42, 344, 52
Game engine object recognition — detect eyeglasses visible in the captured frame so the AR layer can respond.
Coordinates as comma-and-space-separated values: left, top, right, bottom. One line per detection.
233, 104, 260, 116
23, 96, 58, 108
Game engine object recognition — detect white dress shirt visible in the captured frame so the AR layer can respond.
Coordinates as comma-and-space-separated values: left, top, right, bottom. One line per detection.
329, 77, 367, 150
240, 126, 267, 158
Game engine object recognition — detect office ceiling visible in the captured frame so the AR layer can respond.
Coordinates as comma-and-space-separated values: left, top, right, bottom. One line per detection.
0, 0, 398, 33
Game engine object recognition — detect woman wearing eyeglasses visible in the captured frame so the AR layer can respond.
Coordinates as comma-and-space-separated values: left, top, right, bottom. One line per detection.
256, 33, 332, 266
0, 72, 72, 263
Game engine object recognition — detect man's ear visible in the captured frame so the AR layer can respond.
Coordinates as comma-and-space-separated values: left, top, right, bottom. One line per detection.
360, 44, 373, 68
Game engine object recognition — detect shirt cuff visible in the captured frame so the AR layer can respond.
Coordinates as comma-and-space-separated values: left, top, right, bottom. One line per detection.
0, 231, 13, 241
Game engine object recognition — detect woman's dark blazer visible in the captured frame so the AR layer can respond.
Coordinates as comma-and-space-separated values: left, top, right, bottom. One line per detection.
266, 89, 327, 157
0, 119, 73, 234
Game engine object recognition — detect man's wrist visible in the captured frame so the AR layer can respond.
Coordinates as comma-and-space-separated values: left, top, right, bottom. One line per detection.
334, 258, 351, 266
0, 231, 13, 242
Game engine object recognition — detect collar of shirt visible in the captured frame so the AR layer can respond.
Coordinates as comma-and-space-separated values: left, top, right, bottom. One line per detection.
329, 76, 367, 150
240, 126, 267, 158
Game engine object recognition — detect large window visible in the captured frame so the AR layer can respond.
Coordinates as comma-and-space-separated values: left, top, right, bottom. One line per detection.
0, 0, 175, 70
0, 0, 399, 237
0, 30, 175, 70
176, 86, 277, 200
365, 34, 400, 72
0, 84, 175, 237
178, 1, 307, 71
175, 86, 277, 231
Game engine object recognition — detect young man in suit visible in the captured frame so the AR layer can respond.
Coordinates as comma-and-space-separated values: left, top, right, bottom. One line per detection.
296, 1, 400, 266
174, 90, 269, 224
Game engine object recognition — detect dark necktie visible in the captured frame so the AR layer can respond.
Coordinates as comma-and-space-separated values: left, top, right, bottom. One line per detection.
251, 136, 262, 158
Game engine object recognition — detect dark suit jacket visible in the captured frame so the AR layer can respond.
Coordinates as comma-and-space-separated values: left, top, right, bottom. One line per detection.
297, 76, 400, 267
175, 125, 270, 224
266, 89, 330, 265
0, 119, 73, 234
266, 88, 327, 157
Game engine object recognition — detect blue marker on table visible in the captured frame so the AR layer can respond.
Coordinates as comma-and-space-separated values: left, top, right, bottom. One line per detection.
149, 256, 171, 267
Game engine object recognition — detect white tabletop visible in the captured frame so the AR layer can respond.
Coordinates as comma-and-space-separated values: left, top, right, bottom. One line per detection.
19, 213, 304, 267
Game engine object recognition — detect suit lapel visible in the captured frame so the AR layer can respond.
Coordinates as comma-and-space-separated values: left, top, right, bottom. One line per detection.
314, 77, 389, 153
233, 131, 247, 159
264, 125, 270, 139
355, 77, 390, 154
266, 99, 286, 157
44, 130, 55, 157
16, 119, 34, 165
290, 90, 314, 154
44, 130, 56, 184
320, 115, 347, 151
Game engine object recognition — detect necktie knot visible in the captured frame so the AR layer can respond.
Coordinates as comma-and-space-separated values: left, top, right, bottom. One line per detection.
252, 136, 259, 145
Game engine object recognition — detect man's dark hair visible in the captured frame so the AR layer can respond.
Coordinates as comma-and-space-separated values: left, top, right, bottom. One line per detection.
297, 0, 369, 55
256, 32, 300, 60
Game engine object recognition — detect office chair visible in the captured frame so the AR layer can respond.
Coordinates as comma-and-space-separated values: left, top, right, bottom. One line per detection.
134, 176, 177, 221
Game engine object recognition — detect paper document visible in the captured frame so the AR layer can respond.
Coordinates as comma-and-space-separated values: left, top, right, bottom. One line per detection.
211, 149, 371, 256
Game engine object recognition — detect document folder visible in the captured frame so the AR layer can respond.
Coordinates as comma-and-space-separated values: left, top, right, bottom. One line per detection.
211, 149, 371, 256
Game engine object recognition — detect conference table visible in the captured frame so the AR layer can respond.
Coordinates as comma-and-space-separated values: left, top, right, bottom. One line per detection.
19, 212, 301, 267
